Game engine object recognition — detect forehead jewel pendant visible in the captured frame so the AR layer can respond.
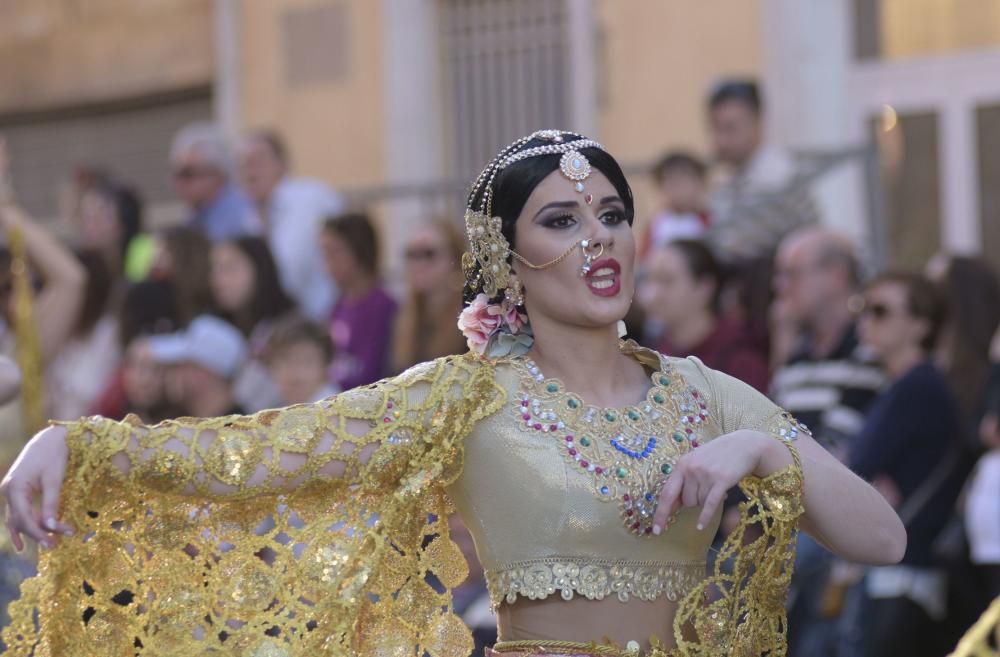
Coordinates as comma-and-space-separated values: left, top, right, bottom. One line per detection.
560, 150, 591, 193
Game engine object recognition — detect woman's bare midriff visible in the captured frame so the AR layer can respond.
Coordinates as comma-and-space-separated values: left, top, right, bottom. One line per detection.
496, 595, 679, 651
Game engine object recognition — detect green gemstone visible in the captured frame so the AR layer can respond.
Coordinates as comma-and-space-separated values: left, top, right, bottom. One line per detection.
605, 411, 617, 422
658, 375, 670, 386
616, 467, 628, 478
546, 383, 559, 393
653, 393, 665, 404
579, 437, 591, 447
661, 463, 673, 475
567, 398, 579, 409
627, 410, 640, 421
673, 432, 685, 443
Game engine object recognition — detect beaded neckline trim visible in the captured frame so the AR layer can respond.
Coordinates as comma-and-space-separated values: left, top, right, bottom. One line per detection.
511, 350, 710, 537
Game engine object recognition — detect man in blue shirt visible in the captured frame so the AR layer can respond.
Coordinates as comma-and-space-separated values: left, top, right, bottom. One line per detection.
170, 122, 261, 241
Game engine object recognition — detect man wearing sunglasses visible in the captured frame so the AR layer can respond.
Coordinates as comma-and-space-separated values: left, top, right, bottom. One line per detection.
170, 122, 261, 241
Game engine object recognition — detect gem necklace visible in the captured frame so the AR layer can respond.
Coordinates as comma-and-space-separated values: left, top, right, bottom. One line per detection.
513, 352, 710, 537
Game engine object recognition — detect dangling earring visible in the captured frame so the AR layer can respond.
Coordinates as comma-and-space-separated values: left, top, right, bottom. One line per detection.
505, 274, 525, 306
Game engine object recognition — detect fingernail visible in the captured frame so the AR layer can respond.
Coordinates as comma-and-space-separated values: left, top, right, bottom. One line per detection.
652, 524, 662, 536
697, 523, 704, 531
44, 517, 57, 531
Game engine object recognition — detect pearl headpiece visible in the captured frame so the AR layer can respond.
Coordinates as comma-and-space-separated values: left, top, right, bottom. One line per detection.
463, 130, 605, 305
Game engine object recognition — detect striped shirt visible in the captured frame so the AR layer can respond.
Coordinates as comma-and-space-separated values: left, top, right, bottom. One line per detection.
770, 324, 884, 460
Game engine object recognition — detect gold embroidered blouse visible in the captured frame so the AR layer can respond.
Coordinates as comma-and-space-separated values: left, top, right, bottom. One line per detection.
3, 343, 806, 657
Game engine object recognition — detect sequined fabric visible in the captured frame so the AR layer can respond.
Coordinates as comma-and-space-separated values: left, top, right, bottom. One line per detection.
3, 348, 805, 657
451, 345, 806, 617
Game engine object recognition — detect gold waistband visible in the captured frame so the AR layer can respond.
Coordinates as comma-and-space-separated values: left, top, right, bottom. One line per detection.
485, 557, 706, 608
489, 639, 673, 657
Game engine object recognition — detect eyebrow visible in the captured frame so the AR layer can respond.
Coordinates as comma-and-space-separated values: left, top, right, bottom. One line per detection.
533, 196, 624, 220
533, 201, 577, 219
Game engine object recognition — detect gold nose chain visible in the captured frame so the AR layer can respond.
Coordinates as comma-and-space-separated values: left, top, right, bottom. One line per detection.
511, 239, 605, 276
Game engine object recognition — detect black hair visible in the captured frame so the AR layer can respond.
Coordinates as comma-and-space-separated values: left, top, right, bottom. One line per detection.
119, 279, 180, 347
664, 239, 722, 313
866, 271, 947, 353
652, 151, 707, 184
322, 212, 380, 277
463, 133, 634, 305
217, 236, 296, 336
708, 78, 762, 114
73, 249, 114, 337
266, 316, 335, 364
90, 178, 143, 268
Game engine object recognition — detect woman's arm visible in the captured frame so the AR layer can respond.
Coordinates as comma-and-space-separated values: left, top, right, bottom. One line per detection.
0, 204, 86, 362
653, 362, 906, 566
1, 355, 503, 549
756, 431, 906, 564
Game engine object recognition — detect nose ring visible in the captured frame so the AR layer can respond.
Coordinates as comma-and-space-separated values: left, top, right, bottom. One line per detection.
579, 239, 605, 276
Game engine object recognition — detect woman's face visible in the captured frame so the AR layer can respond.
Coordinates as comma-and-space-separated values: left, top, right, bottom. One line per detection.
511, 169, 634, 330
320, 231, 362, 287
859, 281, 926, 360
79, 190, 121, 251
122, 339, 165, 410
404, 225, 456, 293
637, 246, 707, 327
210, 242, 256, 312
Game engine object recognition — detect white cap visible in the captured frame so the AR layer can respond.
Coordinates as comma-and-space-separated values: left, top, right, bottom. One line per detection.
146, 315, 247, 379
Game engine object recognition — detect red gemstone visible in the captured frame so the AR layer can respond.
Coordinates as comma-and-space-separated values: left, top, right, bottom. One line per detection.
692, 440, 700, 448
533, 423, 542, 430
568, 448, 577, 456
383, 417, 391, 423
580, 460, 589, 468
623, 494, 631, 501
565, 436, 573, 442
685, 428, 693, 434
387, 401, 393, 409
595, 467, 603, 474
692, 391, 699, 398
625, 509, 634, 516
549, 425, 558, 432
632, 522, 641, 530
522, 414, 531, 421
645, 527, 653, 534
521, 400, 528, 407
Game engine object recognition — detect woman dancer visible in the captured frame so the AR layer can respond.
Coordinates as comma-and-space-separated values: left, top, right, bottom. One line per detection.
1, 131, 904, 656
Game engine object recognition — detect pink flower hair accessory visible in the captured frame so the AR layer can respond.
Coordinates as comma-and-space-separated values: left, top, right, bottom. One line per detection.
457, 294, 532, 357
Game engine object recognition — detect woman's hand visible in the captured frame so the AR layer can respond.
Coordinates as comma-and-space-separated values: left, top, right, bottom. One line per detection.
0, 425, 74, 550
651, 430, 785, 535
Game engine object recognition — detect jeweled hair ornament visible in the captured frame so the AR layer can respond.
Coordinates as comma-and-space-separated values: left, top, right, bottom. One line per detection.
463, 130, 606, 303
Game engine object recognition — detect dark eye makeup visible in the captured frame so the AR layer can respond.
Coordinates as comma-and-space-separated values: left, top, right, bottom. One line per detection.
540, 208, 627, 229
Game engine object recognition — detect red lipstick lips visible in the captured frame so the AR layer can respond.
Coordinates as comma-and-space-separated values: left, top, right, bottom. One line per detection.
585, 258, 621, 297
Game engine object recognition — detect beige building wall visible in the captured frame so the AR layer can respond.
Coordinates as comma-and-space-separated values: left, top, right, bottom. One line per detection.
0, 0, 213, 114
595, 0, 764, 221
238, 0, 387, 190
879, 0, 1000, 59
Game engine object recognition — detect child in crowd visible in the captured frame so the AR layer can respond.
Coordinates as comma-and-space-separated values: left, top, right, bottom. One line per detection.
640, 151, 710, 261
266, 317, 338, 405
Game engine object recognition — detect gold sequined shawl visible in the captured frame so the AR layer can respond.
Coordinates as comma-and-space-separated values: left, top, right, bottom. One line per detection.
3, 353, 804, 657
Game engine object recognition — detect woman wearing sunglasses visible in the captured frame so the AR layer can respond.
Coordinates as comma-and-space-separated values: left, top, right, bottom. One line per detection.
848, 272, 965, 657
391, 218, 468, 373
